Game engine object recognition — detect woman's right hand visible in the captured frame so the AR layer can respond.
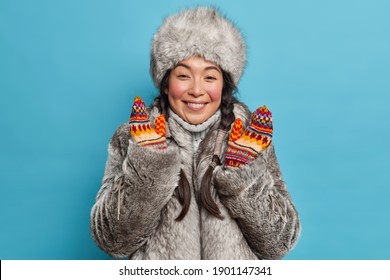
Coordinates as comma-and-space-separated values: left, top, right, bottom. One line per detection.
129, 96, 167, 150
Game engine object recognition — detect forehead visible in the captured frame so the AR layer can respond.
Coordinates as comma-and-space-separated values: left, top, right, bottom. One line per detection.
174, 56, 221, 71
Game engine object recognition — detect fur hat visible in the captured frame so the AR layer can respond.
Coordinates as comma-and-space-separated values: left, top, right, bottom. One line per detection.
150, 7, 246, 87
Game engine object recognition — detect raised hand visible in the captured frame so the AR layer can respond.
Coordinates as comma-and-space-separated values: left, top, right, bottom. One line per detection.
224, 106, 273, 168
129, 96, 167, 150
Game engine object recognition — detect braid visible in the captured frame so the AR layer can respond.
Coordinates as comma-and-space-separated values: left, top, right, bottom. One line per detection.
219, 77, 237, 131
199, 71, 237, 219
155, 70, 171, 117
155, 69, 191, 221
175, 170, 191, 221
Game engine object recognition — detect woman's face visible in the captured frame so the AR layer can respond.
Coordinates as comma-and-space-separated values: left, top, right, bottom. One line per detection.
165, 56, 223, 125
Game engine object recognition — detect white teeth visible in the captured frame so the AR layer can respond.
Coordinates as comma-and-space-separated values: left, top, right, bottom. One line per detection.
187, 102, 205, 109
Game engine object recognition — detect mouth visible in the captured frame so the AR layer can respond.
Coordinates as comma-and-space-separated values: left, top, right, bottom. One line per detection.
184, 101, 207, 110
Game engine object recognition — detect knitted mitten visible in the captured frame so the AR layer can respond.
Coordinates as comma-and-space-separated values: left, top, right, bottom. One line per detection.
224, 106, 273, 168
129, 96, 167, 150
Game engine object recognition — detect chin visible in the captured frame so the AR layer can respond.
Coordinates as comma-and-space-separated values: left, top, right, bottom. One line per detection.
187, 120, 202, 125
187, 117, 205, 125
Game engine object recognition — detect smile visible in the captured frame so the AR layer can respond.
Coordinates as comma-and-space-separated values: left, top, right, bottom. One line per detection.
185, 102, 207, 110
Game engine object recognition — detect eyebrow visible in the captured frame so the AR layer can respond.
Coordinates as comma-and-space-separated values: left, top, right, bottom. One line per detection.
175, 63, 221, 73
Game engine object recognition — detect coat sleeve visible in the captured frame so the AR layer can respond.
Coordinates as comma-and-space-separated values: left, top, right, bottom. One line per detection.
90, 123, 181, 258
213, 143, 301, 259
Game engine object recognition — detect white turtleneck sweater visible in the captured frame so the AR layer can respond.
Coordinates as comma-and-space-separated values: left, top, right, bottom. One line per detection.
168, 108, 221, 152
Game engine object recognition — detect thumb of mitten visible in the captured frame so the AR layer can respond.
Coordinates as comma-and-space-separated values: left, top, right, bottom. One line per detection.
229, 118, 243, 142
154, 114, 166, 137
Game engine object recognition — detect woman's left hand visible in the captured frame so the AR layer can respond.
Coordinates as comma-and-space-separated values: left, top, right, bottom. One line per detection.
224, 106, 273, 168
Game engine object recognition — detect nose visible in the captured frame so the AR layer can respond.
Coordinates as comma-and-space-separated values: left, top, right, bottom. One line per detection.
189, 79, 204, 97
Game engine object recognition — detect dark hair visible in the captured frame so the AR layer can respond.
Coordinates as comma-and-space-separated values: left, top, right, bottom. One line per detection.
154, 69, 237, 221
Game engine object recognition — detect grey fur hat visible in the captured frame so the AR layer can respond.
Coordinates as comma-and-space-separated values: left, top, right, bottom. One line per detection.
150, 7, 246, 87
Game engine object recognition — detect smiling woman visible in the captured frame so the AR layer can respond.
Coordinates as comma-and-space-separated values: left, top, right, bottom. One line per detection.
166, 57, 223, 125
90, 6, 300, 260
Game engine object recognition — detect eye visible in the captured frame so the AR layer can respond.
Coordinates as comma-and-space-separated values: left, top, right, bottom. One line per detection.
205, 76, 217, 81
177, 74, 190, 79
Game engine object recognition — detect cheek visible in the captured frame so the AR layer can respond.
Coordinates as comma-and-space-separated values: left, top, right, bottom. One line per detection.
206, 83, 223, 102
167, 80, 187, 100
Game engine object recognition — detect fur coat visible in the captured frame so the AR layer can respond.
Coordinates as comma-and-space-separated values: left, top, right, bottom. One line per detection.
90, 102, 300, 259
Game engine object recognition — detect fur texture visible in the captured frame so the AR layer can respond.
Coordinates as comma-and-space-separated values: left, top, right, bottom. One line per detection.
150, 7, 246, 86
90, 102, 301, 259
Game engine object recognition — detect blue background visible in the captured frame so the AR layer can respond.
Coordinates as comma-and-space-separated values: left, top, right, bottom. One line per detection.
1, 0, 389, 260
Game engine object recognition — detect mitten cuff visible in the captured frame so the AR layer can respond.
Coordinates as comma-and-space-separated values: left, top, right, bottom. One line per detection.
224, 141, 258, 167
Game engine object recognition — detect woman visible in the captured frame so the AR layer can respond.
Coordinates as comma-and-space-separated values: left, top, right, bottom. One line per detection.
90, 7, 300, 260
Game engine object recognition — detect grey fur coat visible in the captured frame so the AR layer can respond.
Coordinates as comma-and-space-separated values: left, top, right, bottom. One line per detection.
90, 102, 300, 259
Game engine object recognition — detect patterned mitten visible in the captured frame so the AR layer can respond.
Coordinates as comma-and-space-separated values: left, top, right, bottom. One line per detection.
129, 96, 167, 150
224, 106, 273, 167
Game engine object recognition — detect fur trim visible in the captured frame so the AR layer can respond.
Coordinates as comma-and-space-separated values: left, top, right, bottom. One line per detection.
150, 7, 246, 86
